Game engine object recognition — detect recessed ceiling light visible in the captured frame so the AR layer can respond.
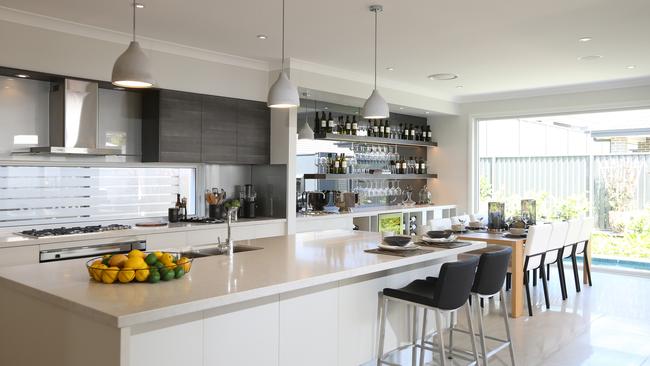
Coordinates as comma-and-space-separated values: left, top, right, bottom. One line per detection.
578, 55, 603, 61
323, 106, 328, 110
428, 73, 458, 80
386, 67, 394, 71
425, 111, 430, 114
15, 74, 29, 78
626, 65, 636, 69
456, 85, 464, 89
256, 34, 267, 40
578, 37, 592, 42
134, 3, 144, 9
399, 107, 404, 110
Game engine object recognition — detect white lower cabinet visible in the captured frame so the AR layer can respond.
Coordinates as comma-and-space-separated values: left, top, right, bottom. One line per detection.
129, 313, 203, 366
203, 297, 280, 366
0, 245, 38, 267
279, 284, 339, 366
144, 232, 187, 251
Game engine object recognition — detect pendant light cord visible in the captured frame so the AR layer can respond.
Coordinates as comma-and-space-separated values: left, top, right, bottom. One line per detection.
281, 0, 286, 72
374, 9, 378, 90
132, 1, 136, 42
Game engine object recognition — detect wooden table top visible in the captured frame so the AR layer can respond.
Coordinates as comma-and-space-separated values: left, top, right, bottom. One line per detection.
457, 231, 526, 245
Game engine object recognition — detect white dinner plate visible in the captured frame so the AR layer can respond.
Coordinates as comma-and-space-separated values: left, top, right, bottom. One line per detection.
378, 242, 419, 251
421, 235, 458, 243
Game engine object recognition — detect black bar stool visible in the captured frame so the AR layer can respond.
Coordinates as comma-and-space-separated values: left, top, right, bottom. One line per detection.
376, 257, 480, 366
434, 246, 516, 366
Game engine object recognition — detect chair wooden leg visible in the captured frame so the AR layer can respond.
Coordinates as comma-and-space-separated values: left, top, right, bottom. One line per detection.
540, 264, 550, 309
557, 260, 567, 300
584, 241, 593, 286
506, 273, 511, 291
571, 253, 581, 293
524, 271, 533, 316
546, 264, 551, 281
532, 268, 537, 287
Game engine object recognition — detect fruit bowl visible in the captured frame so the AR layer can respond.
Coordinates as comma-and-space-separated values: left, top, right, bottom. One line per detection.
85, 250, 193, 284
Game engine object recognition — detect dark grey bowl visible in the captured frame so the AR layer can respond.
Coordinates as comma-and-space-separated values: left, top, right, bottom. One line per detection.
382, 236, 412, 247
427, 230, 452, 239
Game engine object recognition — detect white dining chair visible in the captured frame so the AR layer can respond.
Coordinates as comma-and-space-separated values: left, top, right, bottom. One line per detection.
522, 224, 553, 316
562, 219, 583, 292
544, 221, 569, 300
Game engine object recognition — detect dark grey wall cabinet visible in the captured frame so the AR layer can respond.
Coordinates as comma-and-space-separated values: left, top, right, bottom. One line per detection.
142, 90, 270, 164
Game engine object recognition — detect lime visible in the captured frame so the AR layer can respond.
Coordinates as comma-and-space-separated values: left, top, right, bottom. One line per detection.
155, 261, 165, 270
174, 267, 185, 279
145, 253, 158, 266
161, 268, 175, 281
148, 269, 161, 283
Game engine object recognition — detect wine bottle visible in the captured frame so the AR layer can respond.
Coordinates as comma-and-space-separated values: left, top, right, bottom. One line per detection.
327, 112, 334, 133
333, 153, 340, 174
320, 112, 327, 134
426, 126, 432, 142
373, 120, 379, 137
408, 124, 414, 140
340, 154, 347, 174
345, 116, 351, 135
314, 112, 320, 134
420, 158, 427, 174
399, 123, 405, 139
379, 120, 385, 138
385, 120, 391, 138
351, 116, 358, 135
327, 153, 333, 173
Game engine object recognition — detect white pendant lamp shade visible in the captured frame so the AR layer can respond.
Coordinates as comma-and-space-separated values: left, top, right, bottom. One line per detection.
268, 71, 299, 108
362, 89, 389, 119
297, 120, 314, 139
363, 4, 389, 119
112, 41, 155, 88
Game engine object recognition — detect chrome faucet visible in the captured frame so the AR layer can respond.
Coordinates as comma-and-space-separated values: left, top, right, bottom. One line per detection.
225, 206, 239, 254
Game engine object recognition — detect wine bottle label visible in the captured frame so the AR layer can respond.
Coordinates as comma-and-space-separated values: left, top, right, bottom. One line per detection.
427, 131, 432, 138
352, 123, 358, 129
410, 130, 414, 135
386, 127, 391, 133
373, 126, 378, 132
342, 161, 348, 168
334, 162, 339, 168
328, 121, 334, 127
321, 121, 327, 127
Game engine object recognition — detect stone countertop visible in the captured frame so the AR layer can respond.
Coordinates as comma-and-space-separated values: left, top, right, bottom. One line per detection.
0, 217, 286, 249
0, 230, 485, 328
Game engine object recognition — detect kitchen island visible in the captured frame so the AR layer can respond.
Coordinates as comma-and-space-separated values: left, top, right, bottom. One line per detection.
0, 230, 485, 366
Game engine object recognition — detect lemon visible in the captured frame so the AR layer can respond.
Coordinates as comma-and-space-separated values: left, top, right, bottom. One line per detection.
177, 257, 191, 273
108, 254, 129, 268
92, 263, 108, 282
160, 253, 176, 268
154, 251, 163, 259
101, 266, 119, 284
123, 257, 147, 270
118, 267, 136, 283
135, 268, 150, 282
128, 249, 146, 259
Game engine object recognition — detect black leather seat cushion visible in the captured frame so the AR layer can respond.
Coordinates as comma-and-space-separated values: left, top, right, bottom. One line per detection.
383, 278, 438, 307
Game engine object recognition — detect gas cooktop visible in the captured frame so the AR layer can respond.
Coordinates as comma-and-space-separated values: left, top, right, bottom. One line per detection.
18, 224, 132, 238
179, 217, 224, 224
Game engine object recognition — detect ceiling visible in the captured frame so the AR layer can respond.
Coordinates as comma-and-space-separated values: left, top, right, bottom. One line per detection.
2, 0, 649, 101
523, 108, 650, 132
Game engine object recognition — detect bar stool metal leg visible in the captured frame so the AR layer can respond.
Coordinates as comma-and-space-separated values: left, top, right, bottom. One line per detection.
448, 310, 455, 359
377, 295, 388, 366
411, 305, 418, 366
465, 300, 480, 364
435, 310, 448, 366
419, 309, 428, 366
500, 288, 517, 366
474, 294, 489, 366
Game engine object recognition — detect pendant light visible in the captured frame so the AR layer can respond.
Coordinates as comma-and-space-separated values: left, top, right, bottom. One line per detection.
267, 0, 300, 108
362, 5, 389, 119
112, 2, 155, 88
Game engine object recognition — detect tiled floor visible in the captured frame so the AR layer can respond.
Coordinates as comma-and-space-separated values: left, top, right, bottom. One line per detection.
372, 269, 650, 366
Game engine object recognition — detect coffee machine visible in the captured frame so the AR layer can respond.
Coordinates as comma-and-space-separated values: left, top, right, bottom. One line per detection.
243, 184, 257, 218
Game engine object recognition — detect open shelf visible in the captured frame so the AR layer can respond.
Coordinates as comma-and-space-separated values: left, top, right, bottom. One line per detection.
314, 133, 437, 148
303, 173, 438, 180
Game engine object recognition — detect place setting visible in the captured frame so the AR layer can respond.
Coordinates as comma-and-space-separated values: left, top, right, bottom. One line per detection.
418, 230, 474, 249
365, 233, 430, 257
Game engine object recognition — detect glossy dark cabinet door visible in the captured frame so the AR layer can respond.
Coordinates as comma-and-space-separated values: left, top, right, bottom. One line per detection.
202, 95, 237, 163
236, 100, 270, 164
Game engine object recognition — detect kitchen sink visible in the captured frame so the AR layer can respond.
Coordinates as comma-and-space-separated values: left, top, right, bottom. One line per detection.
180, 245, 263, 259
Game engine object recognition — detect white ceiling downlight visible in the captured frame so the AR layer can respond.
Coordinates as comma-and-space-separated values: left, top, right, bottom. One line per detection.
626, 65, 636, 69
578, 37, 592, 42
256, 34, 267, 40
428, 73, 458, 80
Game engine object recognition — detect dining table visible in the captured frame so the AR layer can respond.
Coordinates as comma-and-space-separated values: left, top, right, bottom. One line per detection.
456, 230, 592, 318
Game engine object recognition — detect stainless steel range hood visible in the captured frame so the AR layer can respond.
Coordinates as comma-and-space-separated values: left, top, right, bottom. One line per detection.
26, 79, 122, 155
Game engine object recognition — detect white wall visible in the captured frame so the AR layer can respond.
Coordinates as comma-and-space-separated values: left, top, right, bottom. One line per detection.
431, 84, 650, 214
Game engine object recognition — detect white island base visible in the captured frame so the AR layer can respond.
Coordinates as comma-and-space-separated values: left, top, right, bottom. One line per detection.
0, 231, 485, 366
